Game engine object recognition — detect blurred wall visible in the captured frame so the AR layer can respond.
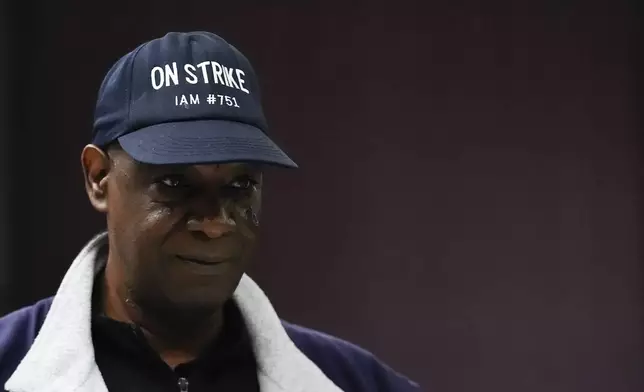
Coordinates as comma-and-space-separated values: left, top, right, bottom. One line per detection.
1, 1, 642, 391
0, 0, 11, 316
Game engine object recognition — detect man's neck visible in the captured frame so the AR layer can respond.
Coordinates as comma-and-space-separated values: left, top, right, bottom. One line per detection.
101, 259, 224, 368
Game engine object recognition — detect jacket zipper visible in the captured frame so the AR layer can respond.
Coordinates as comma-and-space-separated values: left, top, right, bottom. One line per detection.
178, 377, 189, 392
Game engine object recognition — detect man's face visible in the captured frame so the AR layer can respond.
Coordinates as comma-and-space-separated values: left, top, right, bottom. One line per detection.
82, 144, 262, 317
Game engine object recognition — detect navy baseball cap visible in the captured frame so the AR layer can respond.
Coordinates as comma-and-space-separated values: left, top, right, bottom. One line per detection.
91, 31, 297, 168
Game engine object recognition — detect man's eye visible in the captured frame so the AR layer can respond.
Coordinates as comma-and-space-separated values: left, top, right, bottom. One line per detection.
158, 176, 186, 188
229, 178, 258, 190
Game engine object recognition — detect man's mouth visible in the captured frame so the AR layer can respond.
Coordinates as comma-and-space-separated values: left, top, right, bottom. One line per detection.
176, 255, 229, 265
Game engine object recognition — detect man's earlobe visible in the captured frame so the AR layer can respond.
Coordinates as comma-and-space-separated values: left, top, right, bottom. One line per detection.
81, 144, 110, 213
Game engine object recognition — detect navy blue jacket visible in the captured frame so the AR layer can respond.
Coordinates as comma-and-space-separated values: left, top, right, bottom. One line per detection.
0, 297, 421, 392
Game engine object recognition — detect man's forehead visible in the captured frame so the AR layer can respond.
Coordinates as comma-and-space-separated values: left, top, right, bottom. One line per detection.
131, 160, 261, 176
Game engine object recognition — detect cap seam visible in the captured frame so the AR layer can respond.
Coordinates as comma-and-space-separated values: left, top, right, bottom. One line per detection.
126, 43, 148, 128
123, 117, 268, 136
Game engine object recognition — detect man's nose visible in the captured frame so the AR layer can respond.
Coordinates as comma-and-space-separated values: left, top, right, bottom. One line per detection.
186, 203, 236, 239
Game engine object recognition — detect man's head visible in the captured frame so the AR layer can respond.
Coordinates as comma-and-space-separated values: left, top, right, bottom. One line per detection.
81, 31, 296, 322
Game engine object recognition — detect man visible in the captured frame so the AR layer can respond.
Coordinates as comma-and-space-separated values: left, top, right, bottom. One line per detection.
0, 31, 421, 391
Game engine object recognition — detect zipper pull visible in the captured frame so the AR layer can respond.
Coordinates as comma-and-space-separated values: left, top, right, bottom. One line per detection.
177, 377, 189, 392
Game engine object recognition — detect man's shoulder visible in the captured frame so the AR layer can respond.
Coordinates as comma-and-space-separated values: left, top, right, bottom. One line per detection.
0, 300, 423, 391
0, 297, 54, 389
282, 321, 422, 391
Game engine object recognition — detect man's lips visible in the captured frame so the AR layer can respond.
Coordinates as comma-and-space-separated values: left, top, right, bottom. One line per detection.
175, 255, 230, 265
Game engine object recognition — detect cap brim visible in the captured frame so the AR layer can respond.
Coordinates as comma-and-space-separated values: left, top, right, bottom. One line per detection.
117, 120, 298, 168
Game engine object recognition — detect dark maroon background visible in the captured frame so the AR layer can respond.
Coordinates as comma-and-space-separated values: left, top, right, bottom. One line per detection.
1, 1, 642, 391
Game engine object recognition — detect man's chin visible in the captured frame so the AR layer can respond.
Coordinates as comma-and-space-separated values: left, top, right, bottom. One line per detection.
163, 283, 236, 311
129, 269, 245, 327
135, 294, 226, 334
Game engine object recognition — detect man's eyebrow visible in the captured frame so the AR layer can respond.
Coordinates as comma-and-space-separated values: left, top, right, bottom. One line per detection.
134, 162, 188, 176
235, 163, 262, 174
130, 161, 263, 180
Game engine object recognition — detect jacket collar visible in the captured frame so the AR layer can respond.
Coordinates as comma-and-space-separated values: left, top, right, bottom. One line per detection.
5, 232, 343, 392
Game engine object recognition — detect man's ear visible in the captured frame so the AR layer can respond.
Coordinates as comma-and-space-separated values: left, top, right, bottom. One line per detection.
81, 144, 111, 213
